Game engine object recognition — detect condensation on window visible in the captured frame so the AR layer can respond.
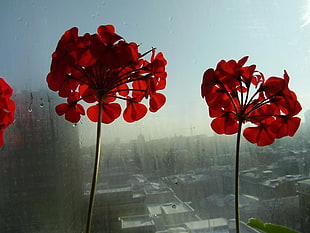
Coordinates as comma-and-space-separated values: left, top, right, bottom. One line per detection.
0, 1, 310, 233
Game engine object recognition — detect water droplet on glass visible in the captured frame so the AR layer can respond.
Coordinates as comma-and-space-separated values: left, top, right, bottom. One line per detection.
39, 103, 44, 108
91, 11, 100, 18
28, 108, 32, 113
168, 16, 173, 21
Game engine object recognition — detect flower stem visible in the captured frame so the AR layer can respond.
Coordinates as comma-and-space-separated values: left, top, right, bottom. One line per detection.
86, 97, 103, 233
235, 120, 242, 233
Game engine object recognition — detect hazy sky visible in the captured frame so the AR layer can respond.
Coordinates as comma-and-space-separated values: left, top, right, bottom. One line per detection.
1, 0, 310, 144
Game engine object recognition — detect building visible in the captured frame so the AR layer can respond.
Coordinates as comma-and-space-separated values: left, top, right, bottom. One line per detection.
259, 174, 307, 199
184, 218, 229, 232
155, 218, 260, 233
162, 171, 221, 202
240, 168, 308, 199
228, 220, 261, 233
144, 182, 175, 204
160, 201, 197, 226
297, 179, 310, 232
86, 183, 147, 232
119, 215, 156, 233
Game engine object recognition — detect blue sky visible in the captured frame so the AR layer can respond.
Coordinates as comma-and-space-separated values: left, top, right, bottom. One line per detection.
1, 0, 310, 143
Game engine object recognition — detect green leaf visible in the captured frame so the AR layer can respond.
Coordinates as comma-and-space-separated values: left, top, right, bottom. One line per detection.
247, 218, 301, 233
247, 218, 265, 230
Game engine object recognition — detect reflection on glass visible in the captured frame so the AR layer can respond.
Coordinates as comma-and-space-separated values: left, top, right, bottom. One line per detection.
0, 0, 310, 233
0, 91, 83, 232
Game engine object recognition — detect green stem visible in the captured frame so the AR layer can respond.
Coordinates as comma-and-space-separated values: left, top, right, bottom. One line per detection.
86, 97, 103, 233
235, 120, 242, 233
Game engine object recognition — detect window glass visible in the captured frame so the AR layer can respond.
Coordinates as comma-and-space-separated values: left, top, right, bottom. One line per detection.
1, 0, 310, 232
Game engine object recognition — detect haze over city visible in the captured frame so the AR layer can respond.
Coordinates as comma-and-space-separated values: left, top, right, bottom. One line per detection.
1, 0, 310, 143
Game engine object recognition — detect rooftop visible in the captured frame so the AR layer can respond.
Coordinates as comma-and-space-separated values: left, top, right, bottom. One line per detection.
156, 227, 188, 233
96, 186, 132, 194
228, 220, 261, 233
297, 178, 310, 194
261, 174, 307, 188
144, 182, 172, 194
120, 215, 155, 229
161, 202, 194, 215
297, 178, 310, 185
184, 218, 228, 230
147, 200, 194, 216
163, 172, 212, 185
147, 203, 163, 216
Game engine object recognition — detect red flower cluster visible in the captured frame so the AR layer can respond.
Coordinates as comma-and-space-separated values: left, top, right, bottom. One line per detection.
47, 25, 167, 123
0, 78, 15, 147
201, 56, 302, 146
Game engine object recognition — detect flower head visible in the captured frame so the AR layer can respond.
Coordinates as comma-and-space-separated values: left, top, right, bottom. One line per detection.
47, 25, 167, 123
201, 56, 302, 146
0, 78, 15, 147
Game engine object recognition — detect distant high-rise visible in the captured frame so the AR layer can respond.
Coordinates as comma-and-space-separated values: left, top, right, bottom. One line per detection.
304, 110, 310, 132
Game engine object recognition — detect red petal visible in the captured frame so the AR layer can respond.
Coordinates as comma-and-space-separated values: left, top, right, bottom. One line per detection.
0, 109, 14, 127
55, 103, 69, 116
208, 106, 224, 118
87, 103, 121, 124
149, 93, 166, 112
65, 108, 82, 123
0, 129, 4, 147
123, 102, 147, 123
59, 79, 79, 98
210, 115, 239, 135
243, 125, 275, 146
155, 78, 166, 90
78, 49, 96, 67
270, 116, 301, 138
81, 87, 97, 103
101, 103, 121, 123
55, 103, 84, 123
87, 105, 99, 122
240, 65, 256, 85
0, 78, 15, 147
263, 77, 286, 97
286, 117, 301, 137
76, 104, 86, 115
237, 56, 249, 67
46, 72, 61, 91
5, 99, 16, 116
97, 25, 122, 45
150, 52, 168, 78
117, 84, 129, 97
201, 68, 217, 98
218, 59, 238, 75
0, 78, 13, 97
